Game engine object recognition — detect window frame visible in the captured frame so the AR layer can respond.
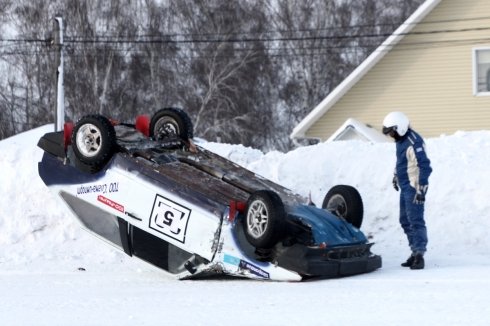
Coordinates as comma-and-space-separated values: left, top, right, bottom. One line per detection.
473, 47, 490, 97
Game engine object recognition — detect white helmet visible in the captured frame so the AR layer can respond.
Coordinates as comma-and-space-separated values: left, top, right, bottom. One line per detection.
382, 111, 410, 137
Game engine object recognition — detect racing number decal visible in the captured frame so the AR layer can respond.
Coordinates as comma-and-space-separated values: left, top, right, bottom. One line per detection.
155, 204, 182, 234
149, 194, 191, 243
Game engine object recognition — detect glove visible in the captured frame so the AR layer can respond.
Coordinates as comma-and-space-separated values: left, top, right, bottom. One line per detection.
414, 185, 428, 205
392, 174, 399, 191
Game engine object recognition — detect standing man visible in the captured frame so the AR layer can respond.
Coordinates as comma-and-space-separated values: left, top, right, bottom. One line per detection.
382, 112, 432, 270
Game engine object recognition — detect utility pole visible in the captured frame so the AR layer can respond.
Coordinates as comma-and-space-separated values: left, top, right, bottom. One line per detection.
53, 17, 64, 132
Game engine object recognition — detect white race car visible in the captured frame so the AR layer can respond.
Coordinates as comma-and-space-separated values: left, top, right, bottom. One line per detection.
37, 108, 381, 281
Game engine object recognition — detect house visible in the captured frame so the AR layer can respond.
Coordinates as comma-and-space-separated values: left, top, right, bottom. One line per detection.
290, 0, 490, 143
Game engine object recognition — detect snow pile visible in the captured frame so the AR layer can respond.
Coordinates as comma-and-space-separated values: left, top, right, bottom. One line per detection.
202, 131, 490, 259
1, 126, 490, 272
0, 126, 136, 272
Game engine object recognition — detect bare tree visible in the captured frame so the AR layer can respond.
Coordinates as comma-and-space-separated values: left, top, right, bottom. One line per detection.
0, 0, 424, 149
0, 1, 55, 137
129, 0, 181, 114
260, 0, 424, 150
172, 0, 273, 147
62, 0, 135, 121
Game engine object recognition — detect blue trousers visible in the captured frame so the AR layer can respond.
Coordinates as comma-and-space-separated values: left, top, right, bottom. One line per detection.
399, 187, 428, 254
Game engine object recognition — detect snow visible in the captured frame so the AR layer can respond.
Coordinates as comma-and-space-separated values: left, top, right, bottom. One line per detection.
1, 126, 490, 325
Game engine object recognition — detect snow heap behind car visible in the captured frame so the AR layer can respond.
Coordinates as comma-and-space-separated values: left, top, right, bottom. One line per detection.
37, 108, 382, 281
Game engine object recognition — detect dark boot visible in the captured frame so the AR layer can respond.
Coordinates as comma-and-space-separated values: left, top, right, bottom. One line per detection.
401, 254, 415, 267
410, 254, 425, 270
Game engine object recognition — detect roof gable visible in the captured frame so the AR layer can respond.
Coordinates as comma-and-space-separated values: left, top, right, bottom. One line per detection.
290, 0, 443, 140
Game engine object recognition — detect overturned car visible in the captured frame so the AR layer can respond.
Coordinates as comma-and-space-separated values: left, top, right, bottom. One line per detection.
37, 108, 381, 281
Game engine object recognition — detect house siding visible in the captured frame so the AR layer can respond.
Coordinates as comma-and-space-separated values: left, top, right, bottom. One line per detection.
306, 0, 490, 141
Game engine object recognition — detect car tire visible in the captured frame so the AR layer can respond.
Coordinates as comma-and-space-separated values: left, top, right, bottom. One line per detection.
150, 108, 194, 141
322, 185, 363, 229
243, 190, 286, 249
71, 114, 117, 170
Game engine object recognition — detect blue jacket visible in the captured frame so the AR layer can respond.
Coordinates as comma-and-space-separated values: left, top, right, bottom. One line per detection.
395, 129, 432, 192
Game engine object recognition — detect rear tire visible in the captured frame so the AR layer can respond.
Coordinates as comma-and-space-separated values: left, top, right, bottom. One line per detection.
322, 185, 363, 229
71, 114, 117, 170
150, 108, 193, 141
243, 190, 286, 249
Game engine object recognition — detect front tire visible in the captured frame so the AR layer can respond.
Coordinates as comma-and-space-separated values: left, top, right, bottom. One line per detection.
243, 190, 286, 249
322, 185, 363, 229
71, 114, 117, 170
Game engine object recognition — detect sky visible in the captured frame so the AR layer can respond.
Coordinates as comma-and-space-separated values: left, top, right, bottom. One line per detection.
0, 124, 489, 325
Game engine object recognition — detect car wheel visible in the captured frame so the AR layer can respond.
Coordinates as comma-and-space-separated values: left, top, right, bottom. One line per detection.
150, 108, 194, 141
243, 190, 286, 249
322, 185, 363, 229
71, 114, 117, 170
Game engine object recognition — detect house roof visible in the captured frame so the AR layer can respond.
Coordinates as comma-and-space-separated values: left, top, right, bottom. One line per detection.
290, 0, 443, 140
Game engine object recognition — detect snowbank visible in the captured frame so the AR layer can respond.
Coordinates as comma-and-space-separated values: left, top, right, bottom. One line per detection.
1, 127, 490, 272
2, 126, 490, 326
201, 131, 490, 258
0, 126, 136, 272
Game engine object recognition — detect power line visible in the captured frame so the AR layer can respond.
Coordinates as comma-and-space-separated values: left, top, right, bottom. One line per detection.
0, 38, 47, 44
2, 23, 490, 46
58, 15, 490, 39
3, 35, 490, 60
2, 26, 490, 61
61, 26, 490, 45
52, 40, 489, 61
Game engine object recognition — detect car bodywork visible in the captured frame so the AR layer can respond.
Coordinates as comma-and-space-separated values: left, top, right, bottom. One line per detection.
37, 115, 381, 281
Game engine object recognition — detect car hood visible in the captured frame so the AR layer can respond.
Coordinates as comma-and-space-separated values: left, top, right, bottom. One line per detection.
289, 205, 367, 247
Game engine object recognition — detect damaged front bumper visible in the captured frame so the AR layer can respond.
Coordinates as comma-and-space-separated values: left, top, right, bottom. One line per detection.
216, 215, 381, 281
274, 243, 382, 278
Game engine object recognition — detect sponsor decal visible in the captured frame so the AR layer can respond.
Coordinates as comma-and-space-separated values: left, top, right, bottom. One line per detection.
98, 195, 124, 213
223, 254, 270, 279
74, 182, 120, 196
149, 194, 191, 243
239, 260, 270, 279
223, 254, 240, 266
416, 147, 423, 153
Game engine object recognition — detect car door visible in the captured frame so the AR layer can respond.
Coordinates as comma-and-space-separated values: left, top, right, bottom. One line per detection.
110, 161, 223, 263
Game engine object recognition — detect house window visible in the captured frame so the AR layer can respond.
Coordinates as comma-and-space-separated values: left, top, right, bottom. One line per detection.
474, 48, 490, 96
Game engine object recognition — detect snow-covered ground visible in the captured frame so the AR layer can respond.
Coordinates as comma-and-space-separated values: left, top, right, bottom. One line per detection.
1, 125, 490, 325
